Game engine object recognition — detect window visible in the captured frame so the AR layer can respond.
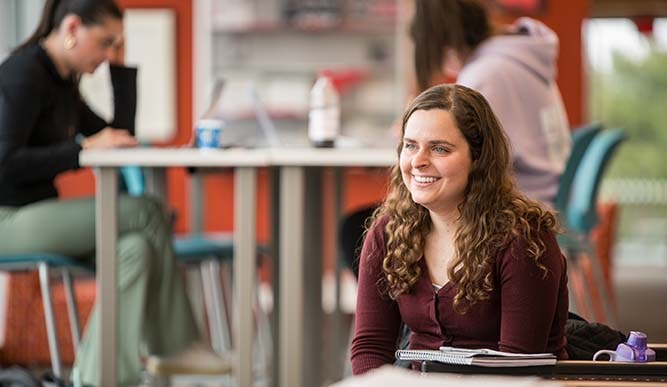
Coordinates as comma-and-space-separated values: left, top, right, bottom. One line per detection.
585, 18, 667, 266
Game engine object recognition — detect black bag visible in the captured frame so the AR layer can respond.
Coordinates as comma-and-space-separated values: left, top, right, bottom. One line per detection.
565, 312, 627, 360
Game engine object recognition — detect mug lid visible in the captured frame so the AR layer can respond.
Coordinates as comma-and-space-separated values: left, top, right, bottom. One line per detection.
197, 118, 224, 129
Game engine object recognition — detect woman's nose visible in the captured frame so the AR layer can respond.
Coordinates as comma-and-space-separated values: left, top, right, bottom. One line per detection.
411, 148, 429, 168
105, 47, 116, 61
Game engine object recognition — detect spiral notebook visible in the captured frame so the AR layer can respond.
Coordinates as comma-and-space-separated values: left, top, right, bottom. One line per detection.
395, 347, 557, 368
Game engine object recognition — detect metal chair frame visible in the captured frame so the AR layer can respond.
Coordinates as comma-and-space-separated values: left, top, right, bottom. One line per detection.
0, 254, 91, 378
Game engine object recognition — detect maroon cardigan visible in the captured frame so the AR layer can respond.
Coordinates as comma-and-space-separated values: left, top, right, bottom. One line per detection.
350, 216, 569, 375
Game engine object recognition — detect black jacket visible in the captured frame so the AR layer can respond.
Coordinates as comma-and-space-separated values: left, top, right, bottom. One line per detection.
565, 313, 626, 360
0, 44, 136, 206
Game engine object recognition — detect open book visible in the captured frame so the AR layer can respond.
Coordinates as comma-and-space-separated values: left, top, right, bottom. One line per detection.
395, 346, 557, 367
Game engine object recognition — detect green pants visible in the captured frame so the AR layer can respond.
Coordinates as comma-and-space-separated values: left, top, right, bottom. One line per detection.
0, 196, 199, 386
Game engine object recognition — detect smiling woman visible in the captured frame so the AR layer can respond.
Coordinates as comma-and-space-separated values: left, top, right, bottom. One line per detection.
350, 84, 570, 375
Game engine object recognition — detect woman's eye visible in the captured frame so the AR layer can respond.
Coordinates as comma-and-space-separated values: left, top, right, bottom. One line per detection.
403, 142, 416, 150
100, 39, 114, 48
433, 145, 448, 153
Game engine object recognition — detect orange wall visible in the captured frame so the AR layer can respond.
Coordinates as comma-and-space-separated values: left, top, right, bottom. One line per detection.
57, 0, 589, 250
539, 0, 589, 127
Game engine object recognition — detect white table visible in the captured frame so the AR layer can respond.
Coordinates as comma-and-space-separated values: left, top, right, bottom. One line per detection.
80, 146, 395, 387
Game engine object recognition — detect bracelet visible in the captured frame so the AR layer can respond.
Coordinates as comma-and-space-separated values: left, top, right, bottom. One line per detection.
75, 134, 86, 146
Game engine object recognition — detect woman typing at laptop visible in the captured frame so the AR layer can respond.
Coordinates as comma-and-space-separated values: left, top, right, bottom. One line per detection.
0, 0, 226, 385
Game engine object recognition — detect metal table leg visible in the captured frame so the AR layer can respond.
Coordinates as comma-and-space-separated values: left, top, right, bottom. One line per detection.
96, 167, 118, 387
235, 167, 257, 387
279, 166, 323, 387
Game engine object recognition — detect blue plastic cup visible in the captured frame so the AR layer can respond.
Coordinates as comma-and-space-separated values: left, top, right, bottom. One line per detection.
196, 119, 223, 149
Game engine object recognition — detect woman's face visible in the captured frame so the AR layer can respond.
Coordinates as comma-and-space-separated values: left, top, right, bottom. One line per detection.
69, 16, 123, 73
400, 108, 472, 215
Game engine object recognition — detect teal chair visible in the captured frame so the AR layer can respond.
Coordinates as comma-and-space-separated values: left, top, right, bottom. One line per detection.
566, 129, 627, 234
561, 129, 627, 325
554, 123, 603, 319
0, 254, 92, 378
554, 123, 603, 214
119, 166, 272, 381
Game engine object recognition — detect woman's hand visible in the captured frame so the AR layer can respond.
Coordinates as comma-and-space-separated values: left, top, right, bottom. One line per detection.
81, 127, 139, 149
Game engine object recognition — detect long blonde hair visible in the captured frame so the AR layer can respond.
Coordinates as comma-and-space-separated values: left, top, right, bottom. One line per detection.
375, 84, 558, 313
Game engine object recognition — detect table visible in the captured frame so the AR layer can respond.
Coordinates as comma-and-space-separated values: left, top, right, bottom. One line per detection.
80, 146, 396, 387
421, 360, 667, 383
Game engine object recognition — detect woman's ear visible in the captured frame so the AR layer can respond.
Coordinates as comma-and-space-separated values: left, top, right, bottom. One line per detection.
60, 14, 82, 37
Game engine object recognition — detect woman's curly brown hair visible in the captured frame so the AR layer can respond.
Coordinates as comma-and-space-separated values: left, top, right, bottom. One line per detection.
375, 84, 559, 313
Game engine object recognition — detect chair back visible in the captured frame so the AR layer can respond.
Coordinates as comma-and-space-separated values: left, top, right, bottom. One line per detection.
566, 129, 627, 234
119, 166, 146, 196
554, 123, 603, 213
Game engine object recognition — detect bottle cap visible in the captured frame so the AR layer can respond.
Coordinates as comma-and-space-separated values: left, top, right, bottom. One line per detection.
197, 118, 224, 130
627, 331, 648, 349
310, 76, 339, 109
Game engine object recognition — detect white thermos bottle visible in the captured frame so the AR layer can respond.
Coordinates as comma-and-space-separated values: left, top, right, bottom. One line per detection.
308, 76, 339, 147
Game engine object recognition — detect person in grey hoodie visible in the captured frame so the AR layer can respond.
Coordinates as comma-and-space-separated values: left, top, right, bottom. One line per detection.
411, 0, 571, 206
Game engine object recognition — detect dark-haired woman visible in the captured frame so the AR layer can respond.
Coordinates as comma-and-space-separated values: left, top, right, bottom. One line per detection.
0, 1, 225, 385
350, 84, 569, 375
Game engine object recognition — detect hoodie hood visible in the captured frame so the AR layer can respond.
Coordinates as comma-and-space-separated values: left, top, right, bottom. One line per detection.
468, 17, 559, 84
